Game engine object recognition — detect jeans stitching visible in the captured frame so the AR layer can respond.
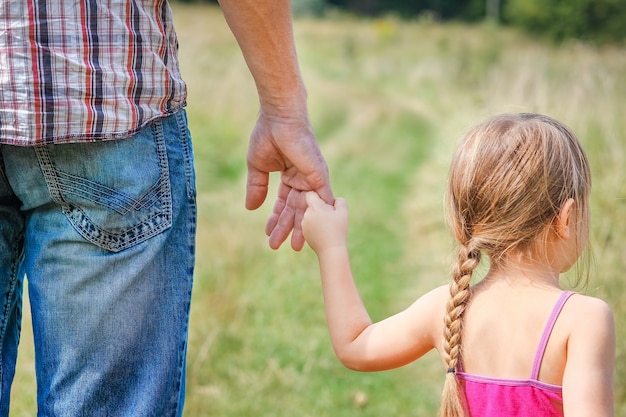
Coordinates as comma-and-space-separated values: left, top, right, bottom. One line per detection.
0, 233, 22, 407
34, 146, 66, 205
56, 166, 167, 215
66, 122, 173, 252
34, 122, 174, 253
174, 111, 195, 201
161, 110, 196, 415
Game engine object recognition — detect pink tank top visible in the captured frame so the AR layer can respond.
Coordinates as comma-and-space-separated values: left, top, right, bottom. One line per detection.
456, 291, 574, 417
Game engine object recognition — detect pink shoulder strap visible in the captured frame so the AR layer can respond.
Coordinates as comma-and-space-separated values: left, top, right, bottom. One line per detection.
530, 291, 575, 379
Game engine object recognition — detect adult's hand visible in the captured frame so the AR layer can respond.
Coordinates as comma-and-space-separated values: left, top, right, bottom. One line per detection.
246, 108, 334, 251
219, 0, 334, 250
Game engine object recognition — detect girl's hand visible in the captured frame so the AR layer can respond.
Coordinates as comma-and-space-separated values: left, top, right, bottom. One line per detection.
302, 192, 348, 254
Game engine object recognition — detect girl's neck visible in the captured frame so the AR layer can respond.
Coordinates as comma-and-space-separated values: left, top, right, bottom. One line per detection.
481, 257, 561, 290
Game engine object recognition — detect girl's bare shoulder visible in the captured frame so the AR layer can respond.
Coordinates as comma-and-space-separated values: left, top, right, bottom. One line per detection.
562, 293, 615, 339
565, 292, 613, 319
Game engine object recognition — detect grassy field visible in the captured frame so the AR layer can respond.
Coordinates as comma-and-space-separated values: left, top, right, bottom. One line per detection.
10, 4, 626, 416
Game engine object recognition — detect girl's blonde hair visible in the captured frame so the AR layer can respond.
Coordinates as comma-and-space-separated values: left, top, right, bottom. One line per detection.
439, 113, 591, 417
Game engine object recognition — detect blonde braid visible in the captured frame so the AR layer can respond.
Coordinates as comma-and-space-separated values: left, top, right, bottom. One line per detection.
439, 240, 481, 417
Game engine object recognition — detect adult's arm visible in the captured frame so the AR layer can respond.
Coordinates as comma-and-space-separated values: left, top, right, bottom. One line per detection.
218, 0, 334, 250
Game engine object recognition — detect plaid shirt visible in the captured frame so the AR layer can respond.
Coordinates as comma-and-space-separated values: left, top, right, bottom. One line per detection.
0, 0, 186, 145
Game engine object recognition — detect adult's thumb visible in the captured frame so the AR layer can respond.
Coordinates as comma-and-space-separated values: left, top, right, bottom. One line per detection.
315, 183, 335, 206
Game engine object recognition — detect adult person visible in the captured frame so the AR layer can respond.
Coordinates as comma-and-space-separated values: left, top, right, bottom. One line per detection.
0, 0, 332, 415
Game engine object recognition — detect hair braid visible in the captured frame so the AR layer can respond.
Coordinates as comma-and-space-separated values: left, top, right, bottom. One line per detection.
439, 240, 481, 417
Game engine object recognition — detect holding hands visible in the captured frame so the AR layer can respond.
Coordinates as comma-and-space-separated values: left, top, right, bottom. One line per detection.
302, 192, 348, 255
246, 110, 334, 251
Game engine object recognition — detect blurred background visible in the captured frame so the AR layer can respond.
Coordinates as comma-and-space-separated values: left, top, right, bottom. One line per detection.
10, 1, 626, 416
184, 0, 626, 44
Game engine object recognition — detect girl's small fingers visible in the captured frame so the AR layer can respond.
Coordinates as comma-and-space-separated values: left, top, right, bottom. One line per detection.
305, 190, 323, 207
333, 197, 347, 210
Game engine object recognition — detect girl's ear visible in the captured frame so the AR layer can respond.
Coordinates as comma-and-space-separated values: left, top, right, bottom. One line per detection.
555, 198, 576, 239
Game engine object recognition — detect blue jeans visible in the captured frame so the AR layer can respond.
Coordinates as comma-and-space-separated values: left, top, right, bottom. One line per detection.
0, 110, 196, 416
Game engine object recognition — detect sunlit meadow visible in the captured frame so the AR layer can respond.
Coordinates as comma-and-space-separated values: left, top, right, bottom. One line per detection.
10, 4, 625, 416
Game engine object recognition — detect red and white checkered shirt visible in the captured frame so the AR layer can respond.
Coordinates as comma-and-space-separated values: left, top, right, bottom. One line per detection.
0, 0, 187, 145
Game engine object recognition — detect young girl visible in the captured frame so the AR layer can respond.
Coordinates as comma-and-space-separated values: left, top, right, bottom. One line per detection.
301, 113, 615, 416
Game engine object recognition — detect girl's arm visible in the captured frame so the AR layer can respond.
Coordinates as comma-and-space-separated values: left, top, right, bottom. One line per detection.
562, 296, 615, 416
302, 192, 444, 371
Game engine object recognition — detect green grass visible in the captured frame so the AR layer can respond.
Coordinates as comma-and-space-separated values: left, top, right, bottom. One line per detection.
9, 4, 626, 416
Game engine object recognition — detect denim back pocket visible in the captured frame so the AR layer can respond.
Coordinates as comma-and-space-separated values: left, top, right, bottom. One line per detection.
34, 120, 173, 252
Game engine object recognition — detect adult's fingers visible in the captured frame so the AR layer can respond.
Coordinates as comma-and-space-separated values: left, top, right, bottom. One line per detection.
264, 182, 289, 237
245, 166, 269, 210
267, 187, 298, 249
290, 191, 308, 251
